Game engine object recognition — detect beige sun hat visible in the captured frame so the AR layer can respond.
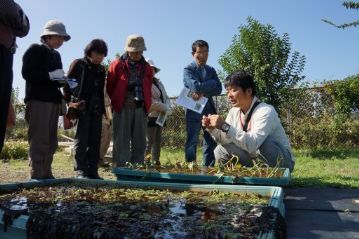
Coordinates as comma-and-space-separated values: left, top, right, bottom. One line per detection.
40, 20, 71, 41
124, 34, 146, 52
146, 58, 160, 73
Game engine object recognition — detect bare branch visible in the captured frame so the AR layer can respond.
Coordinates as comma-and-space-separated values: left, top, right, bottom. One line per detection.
322, 19, 359, 29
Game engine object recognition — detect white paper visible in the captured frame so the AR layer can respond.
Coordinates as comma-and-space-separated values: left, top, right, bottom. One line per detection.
176, 87, 208, 114
67, 79, 78, 89
51, 77, 66, 83
52, 77, 78, 89
155, 111, 168, 127
105, 106, 113, 121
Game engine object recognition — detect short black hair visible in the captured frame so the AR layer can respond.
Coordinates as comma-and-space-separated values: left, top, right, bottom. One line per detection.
224, 71, 257, 96
84, 39, 108, 57
192, 40, 209, 52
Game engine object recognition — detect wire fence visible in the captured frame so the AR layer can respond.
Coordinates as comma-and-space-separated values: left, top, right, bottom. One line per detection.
9, 93, 359, 150
162, 94, 359, 150
162, 95, 230, 150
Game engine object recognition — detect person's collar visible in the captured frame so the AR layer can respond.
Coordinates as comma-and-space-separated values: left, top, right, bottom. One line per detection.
84, 56, 98, 66
42, 42, 53, 50
241, 96, 258, 115
120, 52, 128, 61
84, 56, 91, 64
83, 56, 104, 72
127, 54, 145, 65
194, 62, 206, 68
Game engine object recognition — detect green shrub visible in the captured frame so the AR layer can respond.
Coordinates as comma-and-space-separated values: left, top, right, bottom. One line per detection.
5, 119, 28, 141
162, 130, 186, 149
290, 117, 359, 149
0, 141, 28, 160
58, 128, 76, 139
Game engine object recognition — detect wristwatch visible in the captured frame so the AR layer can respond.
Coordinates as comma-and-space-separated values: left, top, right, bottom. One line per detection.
221, 122, 231, 133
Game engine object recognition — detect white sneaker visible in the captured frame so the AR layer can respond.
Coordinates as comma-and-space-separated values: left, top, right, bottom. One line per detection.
188, 161, 195, 170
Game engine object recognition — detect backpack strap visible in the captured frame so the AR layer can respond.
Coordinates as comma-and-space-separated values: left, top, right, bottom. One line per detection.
243, 100, 261, 132
73, 60, 85, 101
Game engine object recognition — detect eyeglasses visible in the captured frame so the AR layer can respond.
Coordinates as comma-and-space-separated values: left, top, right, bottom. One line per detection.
194, 50, 208, 55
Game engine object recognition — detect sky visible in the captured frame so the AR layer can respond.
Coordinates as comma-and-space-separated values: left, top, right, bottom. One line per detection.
12, 0, 359, 98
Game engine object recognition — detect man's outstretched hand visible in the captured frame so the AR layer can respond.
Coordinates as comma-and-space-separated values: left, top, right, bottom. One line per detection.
202, 114, 225, 130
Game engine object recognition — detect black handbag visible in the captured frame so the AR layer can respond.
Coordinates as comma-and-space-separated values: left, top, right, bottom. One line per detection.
66, 100, 86, 120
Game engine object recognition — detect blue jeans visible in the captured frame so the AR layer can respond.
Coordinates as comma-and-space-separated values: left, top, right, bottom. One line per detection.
185, 111, 217, 167
214, 135, 295, 172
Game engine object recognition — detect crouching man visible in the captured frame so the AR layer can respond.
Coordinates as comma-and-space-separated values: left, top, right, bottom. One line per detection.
201, 71, 295, 172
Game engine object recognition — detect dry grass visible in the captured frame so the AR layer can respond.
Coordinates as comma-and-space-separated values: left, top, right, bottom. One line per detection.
0, 150, 115, 183
1, 148, 358, 188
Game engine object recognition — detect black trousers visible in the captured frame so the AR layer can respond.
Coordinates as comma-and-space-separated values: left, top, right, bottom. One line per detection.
0, 45, 13, 152
73, 112, 102, 176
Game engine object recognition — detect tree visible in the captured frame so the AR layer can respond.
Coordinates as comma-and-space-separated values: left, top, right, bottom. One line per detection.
324, 75, 359, 116
219, 17, 306, 112
322, 1, 359, 29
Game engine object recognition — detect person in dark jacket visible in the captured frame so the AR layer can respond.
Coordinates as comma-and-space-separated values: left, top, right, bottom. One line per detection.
66, 39, 107, 179
22, 20, 70, 180
0, 0, 29, 152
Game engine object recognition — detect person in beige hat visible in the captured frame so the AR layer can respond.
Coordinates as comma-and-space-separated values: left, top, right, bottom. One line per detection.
106, 34, 152, 167
22, 19, 70, 180
40, 20, 71, 42
145, 58, 171, 165
124, 34, 146, 53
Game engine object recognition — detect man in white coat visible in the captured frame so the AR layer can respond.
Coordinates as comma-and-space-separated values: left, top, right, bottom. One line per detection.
202, 71, 295, 171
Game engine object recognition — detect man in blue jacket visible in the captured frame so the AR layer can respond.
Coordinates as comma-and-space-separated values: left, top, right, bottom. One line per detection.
183, 40, 222, 170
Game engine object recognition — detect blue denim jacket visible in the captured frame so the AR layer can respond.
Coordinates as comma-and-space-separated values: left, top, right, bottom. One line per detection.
183, 62, 222, 119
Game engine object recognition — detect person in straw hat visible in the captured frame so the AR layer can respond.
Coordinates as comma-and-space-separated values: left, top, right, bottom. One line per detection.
145, 58, 171, 166
22, 20, 70, 180
107, 34, 152, 167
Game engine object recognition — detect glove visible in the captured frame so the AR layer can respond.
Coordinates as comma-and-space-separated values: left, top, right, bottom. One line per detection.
49, 69, 65, 80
